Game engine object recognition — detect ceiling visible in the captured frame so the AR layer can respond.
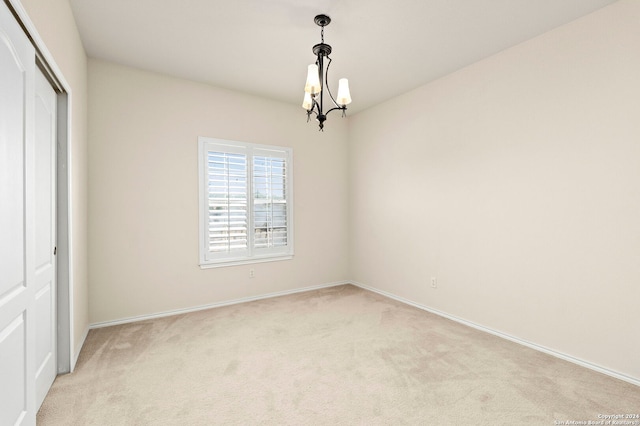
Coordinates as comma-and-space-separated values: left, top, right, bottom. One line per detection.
68, 0, 618, 114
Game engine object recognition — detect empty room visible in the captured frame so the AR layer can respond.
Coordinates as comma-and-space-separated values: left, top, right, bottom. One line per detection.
1, 0, 639, 424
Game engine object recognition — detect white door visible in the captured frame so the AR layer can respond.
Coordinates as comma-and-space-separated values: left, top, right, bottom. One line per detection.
0, 2, 37, 425
34, 67, 57, 409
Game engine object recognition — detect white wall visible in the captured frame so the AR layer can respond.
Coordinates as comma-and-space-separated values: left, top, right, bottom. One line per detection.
20, 0, 89, 360
87, 60, 350, 324
349, 0, 640, 381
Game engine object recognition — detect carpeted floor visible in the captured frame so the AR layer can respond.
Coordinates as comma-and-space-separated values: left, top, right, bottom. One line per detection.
37, 284, 639, 425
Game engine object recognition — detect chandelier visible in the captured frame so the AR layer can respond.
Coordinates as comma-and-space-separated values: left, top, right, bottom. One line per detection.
302, 14, 352, 131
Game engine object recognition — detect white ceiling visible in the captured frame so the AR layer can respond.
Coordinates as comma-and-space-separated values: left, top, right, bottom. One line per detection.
69, 0, 618, 114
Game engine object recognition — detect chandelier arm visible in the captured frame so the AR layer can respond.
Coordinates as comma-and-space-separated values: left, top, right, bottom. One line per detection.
324, 56, 341, 109
324, 105, 347, 117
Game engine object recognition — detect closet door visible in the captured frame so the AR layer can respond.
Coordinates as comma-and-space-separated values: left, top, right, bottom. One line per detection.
0, 1, 37, 425
34, 67, 57, 410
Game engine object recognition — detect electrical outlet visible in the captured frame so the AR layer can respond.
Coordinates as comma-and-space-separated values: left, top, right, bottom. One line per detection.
249, 269, 255, 278
430, 277, 437, 288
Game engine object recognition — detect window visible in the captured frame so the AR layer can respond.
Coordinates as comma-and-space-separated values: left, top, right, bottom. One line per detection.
198, 137, 293, 267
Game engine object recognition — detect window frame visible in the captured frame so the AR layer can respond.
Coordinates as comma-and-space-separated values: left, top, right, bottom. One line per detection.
198, 137, 294, 268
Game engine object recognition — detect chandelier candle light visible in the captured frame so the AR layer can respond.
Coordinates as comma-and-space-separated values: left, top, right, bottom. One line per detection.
302, 14, 352, 131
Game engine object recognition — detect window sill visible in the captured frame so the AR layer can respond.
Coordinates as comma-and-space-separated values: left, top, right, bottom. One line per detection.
199, 254, 294, 269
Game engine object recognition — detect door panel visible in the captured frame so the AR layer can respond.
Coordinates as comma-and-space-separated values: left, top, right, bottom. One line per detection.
0, 2, 36, 424
34, 67, 57, 409
0, 314, 27, 425
0, 12, 26, 299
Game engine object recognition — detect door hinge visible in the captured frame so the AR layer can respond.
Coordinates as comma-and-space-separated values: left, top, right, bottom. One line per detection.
54, 246, 57, 255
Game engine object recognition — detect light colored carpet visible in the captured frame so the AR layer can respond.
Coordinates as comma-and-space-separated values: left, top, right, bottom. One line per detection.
37, 284, 639, 425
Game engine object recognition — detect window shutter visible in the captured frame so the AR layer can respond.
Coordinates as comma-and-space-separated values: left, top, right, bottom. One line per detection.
253, 153, 288, 250
206, 150, 248, 255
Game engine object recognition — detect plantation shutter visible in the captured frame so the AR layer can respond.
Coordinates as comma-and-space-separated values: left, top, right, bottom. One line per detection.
253, 150, 289, 251
205, 148, 248, 258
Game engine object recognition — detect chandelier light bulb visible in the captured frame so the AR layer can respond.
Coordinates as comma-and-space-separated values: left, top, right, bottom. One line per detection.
304, 64, 321, 95
336, 78, 352, 106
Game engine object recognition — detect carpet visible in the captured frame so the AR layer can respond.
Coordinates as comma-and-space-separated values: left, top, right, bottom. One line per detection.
37, 284, 640, 425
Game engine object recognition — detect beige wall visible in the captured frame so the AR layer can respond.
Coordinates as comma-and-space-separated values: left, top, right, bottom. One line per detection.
349, 0, 640, 380
87, 60, 350, 324
19, 0, 89, 359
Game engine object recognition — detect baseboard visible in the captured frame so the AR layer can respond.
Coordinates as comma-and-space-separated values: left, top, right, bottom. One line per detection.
71, 325, 89, 372
350, 281, 640, 388
89, 280, 350, 329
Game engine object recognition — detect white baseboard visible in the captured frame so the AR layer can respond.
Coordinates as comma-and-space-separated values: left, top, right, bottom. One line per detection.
89, 281, 350, 329
351, 281, 640, 388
